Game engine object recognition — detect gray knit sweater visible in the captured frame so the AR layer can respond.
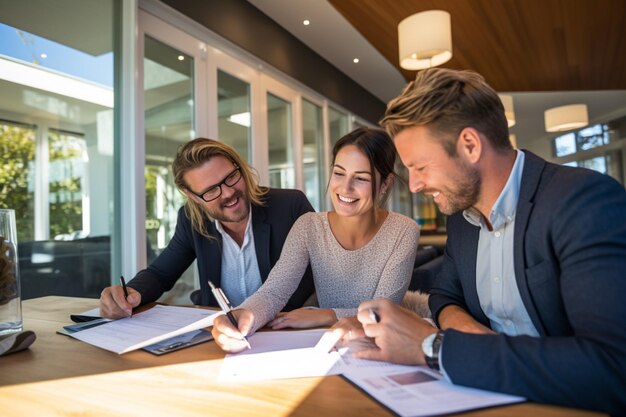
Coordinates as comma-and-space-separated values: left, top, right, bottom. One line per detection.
240, 211, 420, 332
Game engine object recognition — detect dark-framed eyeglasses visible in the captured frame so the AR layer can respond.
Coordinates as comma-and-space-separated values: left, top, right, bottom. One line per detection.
188, 165, 242, 202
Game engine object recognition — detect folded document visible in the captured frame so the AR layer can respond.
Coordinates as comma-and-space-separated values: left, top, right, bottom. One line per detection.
69, 305, 219, 354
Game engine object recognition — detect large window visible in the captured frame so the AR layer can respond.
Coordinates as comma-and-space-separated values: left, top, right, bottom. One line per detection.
0, 2, 117, 299
0, 121, 36, 243
48, 129, 87, 239
554, 124, 612, 157
218, 70, 251, 162
552, 124, 623, 182
302, 99, 324, 211
267, 93, 295, 189
143, 35, 193, 255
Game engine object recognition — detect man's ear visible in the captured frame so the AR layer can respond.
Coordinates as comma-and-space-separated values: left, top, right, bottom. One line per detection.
457, 127, 482, 164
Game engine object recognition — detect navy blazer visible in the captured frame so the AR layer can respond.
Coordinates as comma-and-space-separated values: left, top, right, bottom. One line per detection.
129, 188, 315, 312
429, 151, 626, 414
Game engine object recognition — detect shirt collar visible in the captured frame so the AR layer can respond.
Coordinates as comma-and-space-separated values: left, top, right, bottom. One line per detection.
215, 206, 253, 245
463, 149, 525, 230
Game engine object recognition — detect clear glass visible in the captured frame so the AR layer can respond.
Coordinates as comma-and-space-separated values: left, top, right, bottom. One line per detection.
218, 70, 251, 162
0, 3, 116, 299
0, 209, 22, 336
267, 93, 295, 189
302, 99, 324, 211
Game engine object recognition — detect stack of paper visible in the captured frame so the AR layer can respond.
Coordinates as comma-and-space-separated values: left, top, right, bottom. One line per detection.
69, 305, 219, 354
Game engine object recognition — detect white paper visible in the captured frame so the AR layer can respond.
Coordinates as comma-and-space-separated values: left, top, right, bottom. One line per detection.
340, 350, 525, 417
70, 305, 219, 354
219, 329, 343, 381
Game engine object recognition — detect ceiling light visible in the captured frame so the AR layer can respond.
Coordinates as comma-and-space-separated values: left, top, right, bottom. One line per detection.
353, 58, 359, 63
40, 53, 47, 59
544, 104, 588, 132
398, 10, 452, 70
499, 94, 516, 128
303, 19, 310, 26
177, 55, 185, 61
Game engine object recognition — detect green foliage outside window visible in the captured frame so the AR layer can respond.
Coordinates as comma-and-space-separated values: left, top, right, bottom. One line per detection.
48, 131, 84, 238
0, 123, 35, 243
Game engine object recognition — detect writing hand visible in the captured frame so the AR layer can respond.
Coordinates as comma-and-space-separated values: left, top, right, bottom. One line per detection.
99, 285, 141, 319
212, 309, 254, 353
352, 299, 437, 365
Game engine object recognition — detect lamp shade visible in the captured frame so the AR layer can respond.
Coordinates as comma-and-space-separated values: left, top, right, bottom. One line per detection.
499, 94, 516, 128
544, 104, 588, 132
398, 10, 452, 70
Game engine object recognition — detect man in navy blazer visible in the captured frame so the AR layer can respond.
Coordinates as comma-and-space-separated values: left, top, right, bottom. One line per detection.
100, 138, 314, 318
332, 69, 626, 414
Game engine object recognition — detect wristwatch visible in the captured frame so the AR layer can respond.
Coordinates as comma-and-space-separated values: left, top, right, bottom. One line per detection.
422, 331, 444, 371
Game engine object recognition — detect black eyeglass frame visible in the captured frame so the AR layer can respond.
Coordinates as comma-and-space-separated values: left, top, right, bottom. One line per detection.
188, 165, 242, 202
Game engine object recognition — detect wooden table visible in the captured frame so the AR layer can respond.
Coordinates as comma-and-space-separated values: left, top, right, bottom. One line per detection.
0, 297, 606, 417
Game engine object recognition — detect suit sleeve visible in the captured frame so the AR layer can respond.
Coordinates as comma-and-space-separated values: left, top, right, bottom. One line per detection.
438, 173, 626, 414
128, 207, 198, 304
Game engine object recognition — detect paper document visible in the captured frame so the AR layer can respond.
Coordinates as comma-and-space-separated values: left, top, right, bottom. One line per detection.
70, 305, 219, 354
219, 329, 342, 381
340, 351, 525, 417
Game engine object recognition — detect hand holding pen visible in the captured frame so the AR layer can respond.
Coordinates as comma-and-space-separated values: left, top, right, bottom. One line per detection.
120, 276, 132, 318
209, 282, 252, 350
98, 276, 141, 319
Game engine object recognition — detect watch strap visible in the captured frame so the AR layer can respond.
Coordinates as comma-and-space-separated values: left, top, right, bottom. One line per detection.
424, 331, 444, 371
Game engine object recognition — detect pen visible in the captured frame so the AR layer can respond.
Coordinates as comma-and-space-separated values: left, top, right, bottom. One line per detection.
208, 281, 251, 349
120, 276, 132, 318
369, 308, 380, 323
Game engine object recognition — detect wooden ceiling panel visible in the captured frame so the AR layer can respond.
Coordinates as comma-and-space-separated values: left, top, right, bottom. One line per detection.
328, 0, 626, 91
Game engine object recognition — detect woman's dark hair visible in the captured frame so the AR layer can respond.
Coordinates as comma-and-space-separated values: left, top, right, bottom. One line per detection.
331, 127, 398, 207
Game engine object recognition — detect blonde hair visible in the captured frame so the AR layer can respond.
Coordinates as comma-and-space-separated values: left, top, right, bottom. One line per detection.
172, 138, 267, 238
380, 68, 512, 156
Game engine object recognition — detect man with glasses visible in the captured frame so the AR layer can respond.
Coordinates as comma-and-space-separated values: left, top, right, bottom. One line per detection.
100, 138, 314, 318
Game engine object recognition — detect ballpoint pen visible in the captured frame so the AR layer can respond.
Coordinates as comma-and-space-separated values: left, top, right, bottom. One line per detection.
369, 308, 380, 323
209, 281, 251, 349
120, 276, 132, 318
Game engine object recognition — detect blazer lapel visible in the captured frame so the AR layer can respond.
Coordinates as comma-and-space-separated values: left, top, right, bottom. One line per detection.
513, 151, 547, 335
201, 221, 223, 305
251, 204, 271, 281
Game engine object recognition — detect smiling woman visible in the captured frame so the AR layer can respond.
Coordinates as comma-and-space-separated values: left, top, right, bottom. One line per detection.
212, 127, 422, 353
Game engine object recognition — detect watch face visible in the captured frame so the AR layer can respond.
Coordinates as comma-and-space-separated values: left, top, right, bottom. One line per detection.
422, 333, 437, 357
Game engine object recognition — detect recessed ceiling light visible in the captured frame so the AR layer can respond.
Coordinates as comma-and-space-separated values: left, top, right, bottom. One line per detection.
303, 19, 310, 26
353, 58, 359, 63
40, 53, 47, 59
177, 55, 185, 61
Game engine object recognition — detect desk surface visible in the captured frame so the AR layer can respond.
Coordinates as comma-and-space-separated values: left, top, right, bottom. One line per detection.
0, 297, 605, 417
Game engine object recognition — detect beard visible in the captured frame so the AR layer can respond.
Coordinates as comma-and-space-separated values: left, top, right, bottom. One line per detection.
204, 189, 250, 223
436, 159, 481, 215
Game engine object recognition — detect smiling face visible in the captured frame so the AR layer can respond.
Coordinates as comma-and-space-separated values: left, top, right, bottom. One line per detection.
329, 144, 384, 218
394, 125, 481, 215
183, 155, 250, 224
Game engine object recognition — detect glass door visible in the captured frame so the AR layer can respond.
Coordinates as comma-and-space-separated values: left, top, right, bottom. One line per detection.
140, 11, 208, 304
